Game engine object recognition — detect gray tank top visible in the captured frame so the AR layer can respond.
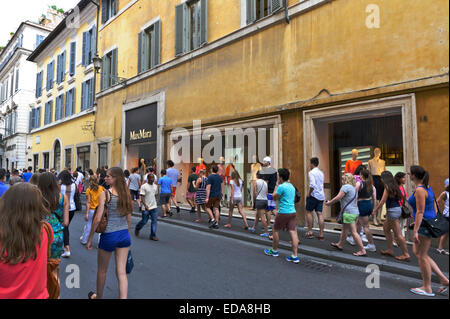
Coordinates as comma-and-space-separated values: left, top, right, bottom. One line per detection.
104, 192, 129, 234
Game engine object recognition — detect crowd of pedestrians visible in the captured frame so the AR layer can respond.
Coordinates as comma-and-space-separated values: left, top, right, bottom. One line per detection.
0, 155, 448, 299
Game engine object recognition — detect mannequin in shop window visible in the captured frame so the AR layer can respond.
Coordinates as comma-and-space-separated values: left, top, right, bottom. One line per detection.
195, 158, 206, 175
139, 158, 147, 180
345, 149, 363, 175
368, 147, 386, 226
251, 155, 262, 210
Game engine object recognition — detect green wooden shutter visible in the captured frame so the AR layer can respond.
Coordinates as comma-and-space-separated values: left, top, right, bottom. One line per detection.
152, 20, 161, 67
82, 32, 87, 66
111, 49, 117, 85
70, 42, 76, 76
101, 0, 108, 23
200, 0, 208, 46
36, 107, 41, 128
81, 82, 86, 111
247, 0, 256, 24
175, 3, 188, 56
112, 0, 117, 16
138, 31, 143, 73
90, 26, 96, 64
269, 0, 283, 14
61, 51, 66, 82
50, 61, 54, 89
71, 88, 76, 113
88, 80, 93, 108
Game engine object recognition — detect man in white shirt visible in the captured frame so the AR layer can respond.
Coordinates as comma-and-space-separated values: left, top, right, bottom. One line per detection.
135, 174, 159, 241
305, 157, 325, 240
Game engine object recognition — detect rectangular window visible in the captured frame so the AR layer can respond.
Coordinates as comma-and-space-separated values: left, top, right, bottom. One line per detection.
35, 71, 43, 98
57, 51, 66, 84
43, 152, 49, 170
81, 79, 94, 111
175, 0, 208, 56
138, 21, 161, 74
98, 143, 108, 169
101, 49, 117, 90
55, 94, 64, 121
101, 0, 118, 24
46, 61, 54, 91
82, 27, 96, 67
35, 106, 41, 128
15, 68, 19, 92
65, 148, 72, 169
33, 154, 39, 172
36, 34, 45, 47
247, 0, 283, 24
70, 42, 76, 76
65, 88, 75, 116
44, 100, 53, 125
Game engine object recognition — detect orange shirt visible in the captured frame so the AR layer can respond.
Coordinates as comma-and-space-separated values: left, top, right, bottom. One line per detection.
345, 160, 362, 175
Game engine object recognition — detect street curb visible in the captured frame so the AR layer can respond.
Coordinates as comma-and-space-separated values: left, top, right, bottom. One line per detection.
131, 211, 448, 284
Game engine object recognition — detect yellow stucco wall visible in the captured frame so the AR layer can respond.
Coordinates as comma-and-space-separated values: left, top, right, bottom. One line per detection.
96, 0, 449, 166
31, 18, 96, 170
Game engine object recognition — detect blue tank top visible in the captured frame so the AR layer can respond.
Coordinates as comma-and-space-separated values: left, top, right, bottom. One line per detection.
408, 186, 437, 220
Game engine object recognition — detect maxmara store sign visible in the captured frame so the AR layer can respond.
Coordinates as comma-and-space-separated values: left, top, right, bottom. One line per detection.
125, 103, 157, 145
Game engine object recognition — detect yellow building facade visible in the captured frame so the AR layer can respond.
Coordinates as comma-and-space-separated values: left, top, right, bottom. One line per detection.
95, 0, 449, 223
28, 1, 97, 172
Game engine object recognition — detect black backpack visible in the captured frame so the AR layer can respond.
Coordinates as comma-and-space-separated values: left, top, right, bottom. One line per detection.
294, 186, 301, 204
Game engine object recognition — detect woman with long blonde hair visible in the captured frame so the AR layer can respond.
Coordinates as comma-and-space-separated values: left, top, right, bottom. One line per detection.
86, 167, 133, 299
325, 173, 366, 257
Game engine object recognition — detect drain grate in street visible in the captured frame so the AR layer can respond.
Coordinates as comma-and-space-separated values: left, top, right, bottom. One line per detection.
299, 259, 333, 272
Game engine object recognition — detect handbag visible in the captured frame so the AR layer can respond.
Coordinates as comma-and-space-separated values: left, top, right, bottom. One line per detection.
422, 194, 449, 238
336, 190, 357, 224
400, 193, 412, 219
93, 190, 111, 233
43, 221, 61, 299
126, 250, 134, 274
294, 186, 301, 204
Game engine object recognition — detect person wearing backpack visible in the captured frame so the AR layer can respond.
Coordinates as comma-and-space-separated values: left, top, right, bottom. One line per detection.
264, 168, 300, 263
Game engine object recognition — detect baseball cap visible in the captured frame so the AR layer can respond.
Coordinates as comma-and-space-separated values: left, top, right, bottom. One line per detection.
445, 178, 449, 187
263, 157, 272, 164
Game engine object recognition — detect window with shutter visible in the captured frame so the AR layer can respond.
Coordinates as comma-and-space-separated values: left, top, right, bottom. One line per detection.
101, 0, 108, 23
269, 0, 283, 14
111, 49, 117, 86
71, 88, 76, 114
200, 0, 208, 46
81, 82, 86, 111
70, 42, 76, 76
82, 32, 87, 66
15, 68, 19, 92
61, 52, 66, 82
175, 3, 188, 56
153, 20, 161, 68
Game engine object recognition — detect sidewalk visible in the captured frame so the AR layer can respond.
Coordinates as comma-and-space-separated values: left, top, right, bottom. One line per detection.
80, 194, 449, 283
133, 204, 449, 283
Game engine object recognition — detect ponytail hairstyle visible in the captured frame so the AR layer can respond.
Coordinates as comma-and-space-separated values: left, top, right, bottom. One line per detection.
108, 167, 133, 216
410, 165, 430, 188
89, 175, 99, 192
380, 171, 402, 200
360, 169, 373, 193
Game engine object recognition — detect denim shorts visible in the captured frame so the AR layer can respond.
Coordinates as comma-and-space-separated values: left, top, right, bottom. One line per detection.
418, 223, 433, 239
358, 200, 373, 217
306, 196, 324, 213
99, 229, 131, 252
160, 193, 171, 205
387, 207, 402, 220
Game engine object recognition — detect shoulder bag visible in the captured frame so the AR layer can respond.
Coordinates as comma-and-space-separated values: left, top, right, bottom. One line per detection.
43, 221, 61, 299
400, 193, 413, 219
93, 189, 111, 234
422, 190, 449, 238
336, 190, 357, 224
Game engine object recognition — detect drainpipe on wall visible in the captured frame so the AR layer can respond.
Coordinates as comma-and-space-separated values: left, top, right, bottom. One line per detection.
285, 0, 290, 24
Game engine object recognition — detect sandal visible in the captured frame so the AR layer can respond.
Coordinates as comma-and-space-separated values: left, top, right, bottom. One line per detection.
224, 224, 231, 228
317, 236, 325, 241
304, 232, 314, 239
353, 252, 367, 257
380, 250, 395, 257
409, 288, 435, 297
331, 243, 343, 251
88, 291, 97, 299
194, 219, 201, 223
395, 255, 411, 262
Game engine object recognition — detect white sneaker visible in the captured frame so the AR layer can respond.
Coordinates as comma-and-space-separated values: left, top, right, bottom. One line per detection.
364, 244, 377, 252
361, 234, 368, 243
346, 236, 356, 246
61, 250, 71, 258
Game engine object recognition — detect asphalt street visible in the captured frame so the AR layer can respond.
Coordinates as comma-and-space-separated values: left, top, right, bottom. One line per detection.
59, 211, 448, 299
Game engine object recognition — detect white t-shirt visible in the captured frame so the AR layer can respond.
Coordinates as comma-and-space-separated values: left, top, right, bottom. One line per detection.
230, 179, 243, 199
61, 183, 76, 211
255, 179, 268, 200
308, 167, 325, 201
140, 183, 158, 210
75, 172, 84, 187
444, 191, 449, 217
